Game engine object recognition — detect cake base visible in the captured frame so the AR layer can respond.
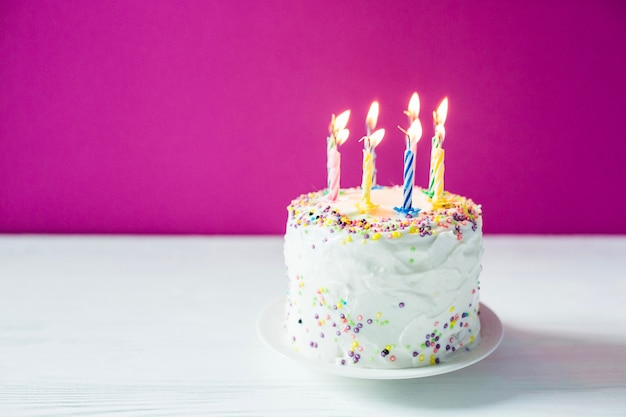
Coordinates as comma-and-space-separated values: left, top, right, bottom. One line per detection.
258, 297, 503, 379
284, 186, 484, 369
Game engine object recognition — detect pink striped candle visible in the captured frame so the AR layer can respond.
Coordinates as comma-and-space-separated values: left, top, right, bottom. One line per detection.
326, 110, 350, 201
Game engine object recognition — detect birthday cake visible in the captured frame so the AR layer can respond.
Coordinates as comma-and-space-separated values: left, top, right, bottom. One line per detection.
283, 186, 483, 368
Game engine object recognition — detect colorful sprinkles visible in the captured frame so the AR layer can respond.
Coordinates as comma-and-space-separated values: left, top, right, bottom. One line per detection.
287, 187, 481, 241
288, 283, 480, 367
285, 186, 483, 368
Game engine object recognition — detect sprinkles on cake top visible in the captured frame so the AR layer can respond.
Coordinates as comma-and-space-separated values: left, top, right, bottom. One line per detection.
288, 186, 481, 242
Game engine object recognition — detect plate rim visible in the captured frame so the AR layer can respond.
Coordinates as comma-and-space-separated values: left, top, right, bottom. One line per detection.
257, 297, 503, 380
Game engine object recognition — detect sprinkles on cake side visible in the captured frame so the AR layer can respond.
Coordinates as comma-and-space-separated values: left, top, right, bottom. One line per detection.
284, 186, 483, 369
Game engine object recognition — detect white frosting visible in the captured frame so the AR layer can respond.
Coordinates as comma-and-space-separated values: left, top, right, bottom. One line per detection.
284, 186, 483, 368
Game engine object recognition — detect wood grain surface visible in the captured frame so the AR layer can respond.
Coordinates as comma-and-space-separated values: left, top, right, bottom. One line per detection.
1, 235, 625, 416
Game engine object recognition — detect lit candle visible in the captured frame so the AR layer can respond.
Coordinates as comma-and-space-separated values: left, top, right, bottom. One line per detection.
428, 97, 449, 203
358, 128, 385, 212
395, 118, 423, 215
327, 110, 350, 201
366, 101, 380, 187
395, 93, 423, 215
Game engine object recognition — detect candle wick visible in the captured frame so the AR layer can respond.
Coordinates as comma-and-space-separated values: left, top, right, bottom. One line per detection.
397, 125, 410, 149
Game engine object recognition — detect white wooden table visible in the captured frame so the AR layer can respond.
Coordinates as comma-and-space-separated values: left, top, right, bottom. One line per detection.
1, 235, 625, 416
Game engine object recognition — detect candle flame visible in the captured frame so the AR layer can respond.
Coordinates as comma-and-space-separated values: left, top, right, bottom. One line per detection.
335, 128, 350, 146
436, 125, 445, 140
369, 128, 385, 148
333, 110, 351, 133
434, 97, 448, 126
408, 119, 422, 146
406, 92, 420, 122
366, 101, 379, 133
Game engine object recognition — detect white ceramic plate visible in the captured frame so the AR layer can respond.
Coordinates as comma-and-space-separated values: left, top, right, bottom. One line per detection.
257, 297, 503, 379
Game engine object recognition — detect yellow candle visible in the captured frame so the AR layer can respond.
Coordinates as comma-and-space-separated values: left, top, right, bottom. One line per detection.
431, 148, 445, 202
361, 148, 374, 203
366, 101, 380, 187
358, 128, 385, 212
428, 98, 448, 202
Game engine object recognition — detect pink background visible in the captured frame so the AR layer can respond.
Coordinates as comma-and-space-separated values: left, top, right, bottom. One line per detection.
1, 1, 625, 235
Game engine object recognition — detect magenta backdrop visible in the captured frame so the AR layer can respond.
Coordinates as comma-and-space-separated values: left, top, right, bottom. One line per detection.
1, 1, 625, 234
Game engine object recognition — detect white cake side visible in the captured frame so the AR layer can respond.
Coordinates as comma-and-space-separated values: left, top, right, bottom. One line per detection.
284, 186, 483, 369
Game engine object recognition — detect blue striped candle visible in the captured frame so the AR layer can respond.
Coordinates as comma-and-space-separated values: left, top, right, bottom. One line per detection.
395, 96, 422, 216
402, 149, 415, 211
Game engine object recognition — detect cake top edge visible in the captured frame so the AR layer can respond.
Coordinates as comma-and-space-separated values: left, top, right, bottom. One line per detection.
287, 186, 482, 237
